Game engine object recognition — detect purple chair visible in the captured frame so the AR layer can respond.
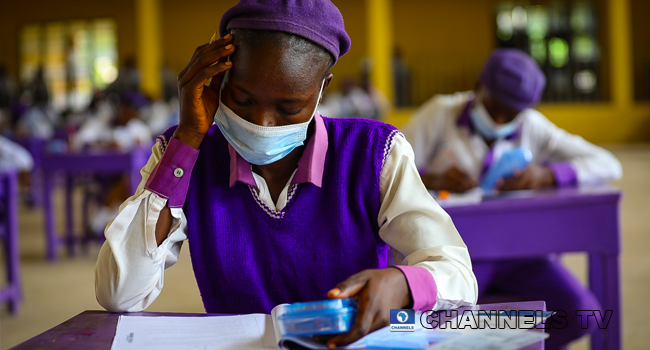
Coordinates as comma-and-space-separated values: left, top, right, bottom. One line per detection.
0, 169, 21, 314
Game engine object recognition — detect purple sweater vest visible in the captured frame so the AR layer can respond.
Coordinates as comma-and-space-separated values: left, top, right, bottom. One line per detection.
162, 118, 400, 314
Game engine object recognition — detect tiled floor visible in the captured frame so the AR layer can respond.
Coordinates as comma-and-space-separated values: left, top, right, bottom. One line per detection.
1, 145, 649, 349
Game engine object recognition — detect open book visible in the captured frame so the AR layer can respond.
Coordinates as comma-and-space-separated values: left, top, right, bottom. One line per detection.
111, 304, 368, 350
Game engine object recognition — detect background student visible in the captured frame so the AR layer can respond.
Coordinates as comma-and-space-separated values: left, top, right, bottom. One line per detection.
402, 49, 621, 349
404, 49, 621, 194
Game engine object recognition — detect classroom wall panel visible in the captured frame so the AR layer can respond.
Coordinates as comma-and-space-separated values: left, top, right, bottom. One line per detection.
328, 0, 368, 89
0, 0, 137, 80
392, 0, 495, 105
159, 0, 238, 74
631, 0, 650, 101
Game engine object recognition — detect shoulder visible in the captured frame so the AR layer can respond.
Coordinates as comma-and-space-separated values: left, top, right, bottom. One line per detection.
408, 92, 471, 127
520, 108, 558, 133
321, 116, 398, 135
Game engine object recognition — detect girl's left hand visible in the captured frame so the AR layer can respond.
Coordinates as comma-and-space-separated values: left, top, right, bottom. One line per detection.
321, 268, 412, 348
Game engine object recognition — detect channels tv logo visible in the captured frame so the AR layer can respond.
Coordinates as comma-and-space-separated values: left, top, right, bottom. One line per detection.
390, 309, 415, 332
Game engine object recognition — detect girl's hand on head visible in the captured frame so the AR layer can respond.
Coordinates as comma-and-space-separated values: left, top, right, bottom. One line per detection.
321, 268, 412, 349
174, 33, 235, 149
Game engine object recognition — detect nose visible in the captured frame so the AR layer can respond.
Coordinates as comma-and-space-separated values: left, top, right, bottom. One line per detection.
248, 109, 277, 127
492, 113, 508, 125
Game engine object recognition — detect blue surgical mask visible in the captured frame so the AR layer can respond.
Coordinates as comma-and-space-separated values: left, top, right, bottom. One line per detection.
214, 80, 325, 165
469, 101, 520, 140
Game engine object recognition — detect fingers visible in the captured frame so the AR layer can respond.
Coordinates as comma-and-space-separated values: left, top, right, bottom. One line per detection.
178, 34, 234, 83
184, 61, 233, 92
178, 44, 235, 88
447, 167, 477, 193
327, 289, 376, 348
497, 169, 531, 191
328, 272, 370, 299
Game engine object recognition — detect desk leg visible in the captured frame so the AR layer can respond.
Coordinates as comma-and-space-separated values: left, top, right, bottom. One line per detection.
65, 175, 75, 257
5, 172, 21, 314
43, 171, 58, 261
129, 165, 140, 196
589, 252, 621, 350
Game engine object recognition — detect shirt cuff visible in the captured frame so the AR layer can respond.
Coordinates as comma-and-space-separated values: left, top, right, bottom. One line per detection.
393, 265, 438, 311
145, 137, 199, 208
549, 161, 578, 187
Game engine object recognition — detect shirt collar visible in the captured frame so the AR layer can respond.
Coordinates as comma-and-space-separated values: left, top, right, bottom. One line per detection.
456, 96, 522, 141
228, 112, 328, 188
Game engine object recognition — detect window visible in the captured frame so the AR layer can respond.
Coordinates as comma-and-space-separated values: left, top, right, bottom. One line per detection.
20, 19, 118, 112
495, 1, 601, 103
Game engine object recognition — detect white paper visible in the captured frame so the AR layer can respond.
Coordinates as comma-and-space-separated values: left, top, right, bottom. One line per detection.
111, 314, 276, 350
427, 329, 548, 350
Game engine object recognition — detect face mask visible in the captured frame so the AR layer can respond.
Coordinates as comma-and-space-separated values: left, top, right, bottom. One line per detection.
469, 101, 520, 140
214, 79, 325, 165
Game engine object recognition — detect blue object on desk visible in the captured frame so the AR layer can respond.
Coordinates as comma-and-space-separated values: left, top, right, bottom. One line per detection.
277, 298, 357, 336
480, 147, 533, 192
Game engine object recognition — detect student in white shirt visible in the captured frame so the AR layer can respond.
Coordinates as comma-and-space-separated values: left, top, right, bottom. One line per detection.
95, 1, 477, 347
403, 49, 620, 349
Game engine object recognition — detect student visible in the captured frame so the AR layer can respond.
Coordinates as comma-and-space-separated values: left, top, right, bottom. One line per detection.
95, 1, 477, 348
403, 49, 621, 349
0, 135, 33, 172
72, 92, 151, 151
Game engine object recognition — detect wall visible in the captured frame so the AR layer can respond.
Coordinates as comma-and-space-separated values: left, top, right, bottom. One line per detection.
159, 0, 366, 91
631, 0, 650, 101
0, 0, 137, 79
392, 0, 495, 104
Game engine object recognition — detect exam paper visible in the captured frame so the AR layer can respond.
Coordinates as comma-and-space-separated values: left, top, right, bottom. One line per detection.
427, 329, 548, 350
111, 315, 276, 350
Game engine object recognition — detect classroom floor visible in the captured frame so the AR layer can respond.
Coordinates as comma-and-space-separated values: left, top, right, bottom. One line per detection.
0, 145, 649, 349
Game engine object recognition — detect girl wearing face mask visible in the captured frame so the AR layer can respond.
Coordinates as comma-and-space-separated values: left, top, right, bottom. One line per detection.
95, 1, 477, 348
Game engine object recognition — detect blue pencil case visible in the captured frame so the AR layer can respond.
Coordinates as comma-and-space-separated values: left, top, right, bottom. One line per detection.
276, 298, 357, 336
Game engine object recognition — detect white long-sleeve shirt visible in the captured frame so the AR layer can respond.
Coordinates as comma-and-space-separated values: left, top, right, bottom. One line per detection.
95, 129, 478, 313
0, 136, 34, 171
403, 92, 622, 185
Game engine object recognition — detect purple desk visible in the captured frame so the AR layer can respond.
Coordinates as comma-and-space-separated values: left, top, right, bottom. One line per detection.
10, 301, 545, 350
442, 186, 622, 350
41, 148, 151, 261
0, 170, 21, 314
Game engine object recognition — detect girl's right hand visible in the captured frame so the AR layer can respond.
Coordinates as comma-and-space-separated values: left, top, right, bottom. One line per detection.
173, 33, 235, 149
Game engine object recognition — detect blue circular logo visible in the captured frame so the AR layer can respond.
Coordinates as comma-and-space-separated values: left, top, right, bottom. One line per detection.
397, 311, 409, 323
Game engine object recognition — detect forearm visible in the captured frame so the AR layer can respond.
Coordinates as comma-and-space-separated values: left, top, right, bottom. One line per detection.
95, 192, 186, 312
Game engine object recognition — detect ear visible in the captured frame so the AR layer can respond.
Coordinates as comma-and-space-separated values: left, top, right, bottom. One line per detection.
320, 73, 334, 104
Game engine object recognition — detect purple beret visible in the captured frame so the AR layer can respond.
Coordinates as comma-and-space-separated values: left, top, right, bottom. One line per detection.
479, 49, 547, 110
219, 0, 351, 63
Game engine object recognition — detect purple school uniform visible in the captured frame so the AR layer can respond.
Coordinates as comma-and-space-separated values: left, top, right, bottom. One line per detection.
156, 117, 401, 314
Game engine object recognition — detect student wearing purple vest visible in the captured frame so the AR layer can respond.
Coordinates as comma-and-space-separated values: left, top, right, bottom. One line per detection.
403, 50, 621, 349
95, 1, 477, 347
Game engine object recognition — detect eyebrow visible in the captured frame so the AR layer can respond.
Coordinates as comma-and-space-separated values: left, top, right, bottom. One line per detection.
230, 83, 309, 104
